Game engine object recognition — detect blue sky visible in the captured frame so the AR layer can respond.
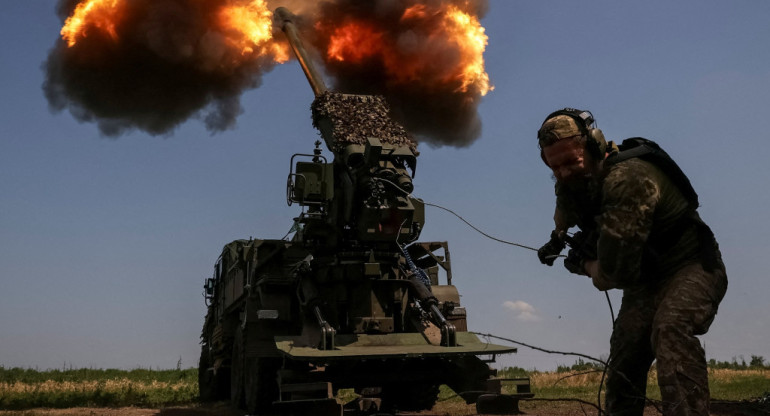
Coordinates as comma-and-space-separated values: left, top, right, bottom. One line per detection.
2, 0, 769, 372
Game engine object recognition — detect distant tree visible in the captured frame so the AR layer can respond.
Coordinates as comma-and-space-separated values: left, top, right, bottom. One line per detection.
750, 355, 765, 368
498, 366, 530, 377
556, 358, 603, 373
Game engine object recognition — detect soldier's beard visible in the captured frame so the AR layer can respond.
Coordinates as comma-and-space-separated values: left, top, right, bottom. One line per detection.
555, 155, 602, 190
557, 173, 601, 197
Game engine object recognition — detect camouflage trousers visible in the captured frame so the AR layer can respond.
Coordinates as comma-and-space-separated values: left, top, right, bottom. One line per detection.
605, 259, 728, 416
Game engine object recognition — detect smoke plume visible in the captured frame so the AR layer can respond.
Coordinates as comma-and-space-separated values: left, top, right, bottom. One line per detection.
44, 0, 287, 137
44, 0, 491, 146
308, 0, 491, 147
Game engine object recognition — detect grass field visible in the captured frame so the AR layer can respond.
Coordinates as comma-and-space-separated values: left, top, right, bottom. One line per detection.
0, 368, 197, 410
1, 364, 768, 411
499, 367, 770, 403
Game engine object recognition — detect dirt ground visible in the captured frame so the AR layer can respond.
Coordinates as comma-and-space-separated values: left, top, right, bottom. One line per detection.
1, 399, 768, 416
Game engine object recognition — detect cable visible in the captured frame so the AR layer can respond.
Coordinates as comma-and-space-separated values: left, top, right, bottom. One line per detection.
474, 331, 663, 415
604, 291, 615, 324
472, 331, 608, 366
374, 176, 632, 413
373, 178, 540, 251
374, 177, 537, 248
422, 201, 542, 252
597, 290, 616, 415
421, 199, 620, 412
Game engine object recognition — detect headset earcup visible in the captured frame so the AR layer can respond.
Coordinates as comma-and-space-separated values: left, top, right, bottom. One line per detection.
588, 128, 607, 158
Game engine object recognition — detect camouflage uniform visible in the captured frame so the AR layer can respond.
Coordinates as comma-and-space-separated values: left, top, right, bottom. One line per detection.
556, 157, 728, 416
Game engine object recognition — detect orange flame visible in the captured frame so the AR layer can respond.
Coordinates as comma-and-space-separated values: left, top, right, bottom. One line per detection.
61, 0, 289, 65
327, 22, 384, 62
401, 4, 429, 20
61, 0, 122, 47
325, 22, 423, 85
52, 0, 492, 143
323, 3, 492, 96
218, 0, 290, 63
443, 5, 492, 95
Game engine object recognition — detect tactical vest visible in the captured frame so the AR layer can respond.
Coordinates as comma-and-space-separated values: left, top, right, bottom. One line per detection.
604, 138, 719, 272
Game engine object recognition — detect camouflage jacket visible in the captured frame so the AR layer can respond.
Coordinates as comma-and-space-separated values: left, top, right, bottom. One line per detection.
555, 157, 702, 288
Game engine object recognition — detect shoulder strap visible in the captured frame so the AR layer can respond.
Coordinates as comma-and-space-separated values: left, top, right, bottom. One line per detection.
605, 137, 700, 210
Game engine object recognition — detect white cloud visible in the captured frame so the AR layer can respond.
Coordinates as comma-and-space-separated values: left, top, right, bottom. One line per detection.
502, 300, 541, 322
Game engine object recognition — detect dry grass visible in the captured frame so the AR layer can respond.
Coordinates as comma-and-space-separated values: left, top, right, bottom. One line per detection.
1, 379, 192, 395
0, 366, 767, 413
0, 369, 198, 410
709, 367, 770, 380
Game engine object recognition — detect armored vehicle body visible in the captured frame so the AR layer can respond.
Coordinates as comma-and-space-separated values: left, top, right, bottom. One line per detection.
198, 8, 530, 415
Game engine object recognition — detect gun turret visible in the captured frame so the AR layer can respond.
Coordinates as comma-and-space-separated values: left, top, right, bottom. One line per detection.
199, 9, 528, 415
277, 7, 423, 246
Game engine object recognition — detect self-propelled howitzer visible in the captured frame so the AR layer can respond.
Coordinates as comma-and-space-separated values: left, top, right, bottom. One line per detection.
197, 8, 532, 415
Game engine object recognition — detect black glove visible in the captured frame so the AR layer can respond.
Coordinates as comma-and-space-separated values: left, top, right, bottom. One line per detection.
538, 230, 566, 266
566, 230, 598, 260
563, 248, 587, 275
563, 230, 598, 276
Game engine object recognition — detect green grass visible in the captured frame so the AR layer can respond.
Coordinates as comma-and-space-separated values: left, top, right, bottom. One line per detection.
1, 364, 768, 411
495, 365, 770, 403
0, 367, 196, 384
0, 367, 198, 410
708, 369, 770, 400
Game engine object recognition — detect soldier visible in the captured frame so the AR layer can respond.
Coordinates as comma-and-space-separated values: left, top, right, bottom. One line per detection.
535, 108, 728, 416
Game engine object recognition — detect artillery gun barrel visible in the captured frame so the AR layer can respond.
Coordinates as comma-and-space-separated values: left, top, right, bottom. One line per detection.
274, 7, 328, 97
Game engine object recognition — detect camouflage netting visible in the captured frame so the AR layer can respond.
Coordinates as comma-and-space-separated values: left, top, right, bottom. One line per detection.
311, 92, 418, 154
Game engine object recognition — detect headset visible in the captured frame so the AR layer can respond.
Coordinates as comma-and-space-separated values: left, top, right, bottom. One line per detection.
538, 108, 607, 161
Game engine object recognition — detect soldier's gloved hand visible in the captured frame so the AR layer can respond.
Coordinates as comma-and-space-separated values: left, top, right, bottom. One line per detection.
563, 248, 587, 276
569, 230, 598, 260
537, 230, 565, 266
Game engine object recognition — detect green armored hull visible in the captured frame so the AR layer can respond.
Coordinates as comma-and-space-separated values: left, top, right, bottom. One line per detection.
197, 7, 529, 415
200, 238, 521, 414
276, 332, 516, 359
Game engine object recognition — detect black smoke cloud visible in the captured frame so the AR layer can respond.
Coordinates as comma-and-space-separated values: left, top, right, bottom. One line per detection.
43, 0, 491, 146
43, 0, 281, 137
309, 0, 490, 147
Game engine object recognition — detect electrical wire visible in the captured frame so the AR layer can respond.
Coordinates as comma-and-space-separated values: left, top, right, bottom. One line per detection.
369, 177, 628, 412
373, 177, 542, 252
405, 185, 623, 413
598, 290, 616, 415
472, 331, 608, 366
422, 201, 542, 252
475, 331, 663, 415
